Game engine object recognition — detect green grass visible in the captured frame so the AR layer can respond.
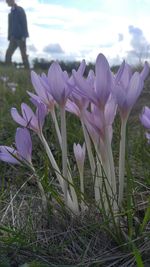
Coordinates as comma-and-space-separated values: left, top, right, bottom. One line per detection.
0, 65, 150, 266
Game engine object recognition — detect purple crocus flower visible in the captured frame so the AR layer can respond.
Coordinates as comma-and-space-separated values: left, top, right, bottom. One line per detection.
140, 106, 150, 129
72, 53, 113, 109
73, 143, 86, 173
28, 71, 55, 112
42, 59, 86, 107
140, 106, 150, 143
113, 62, 149, 120
83, 94, 117, 142
11, 102, 47, 134
47, 61, 71, 106
0, 128, 32, 164
65, 99, 81, 117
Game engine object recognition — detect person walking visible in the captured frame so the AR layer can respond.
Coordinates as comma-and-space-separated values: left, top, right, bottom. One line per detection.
5, 0, 30, 69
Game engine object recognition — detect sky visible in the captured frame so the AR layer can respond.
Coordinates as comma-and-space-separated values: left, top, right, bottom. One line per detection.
0, 0, 150, 66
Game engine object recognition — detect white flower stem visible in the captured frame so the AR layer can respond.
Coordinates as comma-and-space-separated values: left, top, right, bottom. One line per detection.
81, 120, 100, 201
60, 106, 68, 204
94, 144, 103, 204
67, 165, 79, 214
51, 108, 76, 194
40, 132, 79, 213
80, 170, 84, 195
104, 126, 117, 211
50, 109, 79, 213
118, 119, 127, 206
51, 108, 62, 148
81, 120, 96, 176
79, 169, 85, 211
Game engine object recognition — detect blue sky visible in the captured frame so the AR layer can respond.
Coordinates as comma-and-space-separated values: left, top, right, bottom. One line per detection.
0, 0, 150, 65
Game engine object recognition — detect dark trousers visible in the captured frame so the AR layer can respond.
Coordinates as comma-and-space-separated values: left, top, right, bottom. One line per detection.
5, 37, 30, 69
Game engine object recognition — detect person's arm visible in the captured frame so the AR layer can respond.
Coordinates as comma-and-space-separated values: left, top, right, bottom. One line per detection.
18, 7, 29, 38
8, 14, 11, 40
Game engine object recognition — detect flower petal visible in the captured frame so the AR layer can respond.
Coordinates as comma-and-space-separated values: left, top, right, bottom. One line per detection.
95, 53, 112, 106
140, 62, 149, 81
0, 146, 19, 164
15, 128, 32, 163
31, 71, 46, 98
21, 103, 38, 130
126, 72, 143, 109
48, 61, 67, 105
11, 108, 26, 127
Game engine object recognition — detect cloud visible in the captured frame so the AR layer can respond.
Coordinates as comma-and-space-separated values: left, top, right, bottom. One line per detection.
127, 25, 150, 62
99, 42, 114, 48
118, 33, 123, 42
28, 44, 38, 52
43, 43, 64, 54
129, 25, 147, 48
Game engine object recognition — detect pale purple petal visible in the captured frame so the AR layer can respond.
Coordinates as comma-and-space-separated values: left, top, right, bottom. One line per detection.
105, 94, 117, 125
84, 118, 99, 144
65, 100, 80, 117
48, 61, 67, 105
11, 108, 26, 127
0, 146, 19, 164
31, 71, 46, 97
126, 72, 143, 109
115, 60, 125, 84
140, 110, 150, 129
35, 102, 47, 131
87, 69, 95, 88
72, 70, 97, 104
73, 143, 86, 172
113, 62, 149, 120
140, 62, 149, 81
21, 103, 38, 130
120, 63, 132, 89
143, 106, 150, 117
27, 91, 42, 106
69, 60, 86, 87
84, 108, 104, 139
77, 60, 86, 75
15, 128, 32, 163
95, 53, 112, 106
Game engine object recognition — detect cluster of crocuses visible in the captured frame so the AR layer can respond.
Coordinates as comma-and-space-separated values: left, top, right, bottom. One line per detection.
0, 53, 149, 215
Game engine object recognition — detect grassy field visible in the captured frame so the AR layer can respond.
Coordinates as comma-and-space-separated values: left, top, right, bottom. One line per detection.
0, 64, 150, 267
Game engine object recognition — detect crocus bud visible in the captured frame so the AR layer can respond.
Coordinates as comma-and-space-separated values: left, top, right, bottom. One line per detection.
73, 143, 86, 174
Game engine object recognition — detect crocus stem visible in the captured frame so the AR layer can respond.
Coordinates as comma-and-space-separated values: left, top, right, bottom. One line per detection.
51, 109, 79, 213
118, 119, 127, 206
104, 126, 117, 211
94, 142, 110, 211
95, 155, 101, 204
81, 120, 99, 199
67, 166, 79, 214
80, 171, 84, 195
81, 120, 96, 176
94, 144, 103, 204
51, 108, 62, 148
40, 132, 79, 213
60, 106, 68, 204
79, 169, 85, 211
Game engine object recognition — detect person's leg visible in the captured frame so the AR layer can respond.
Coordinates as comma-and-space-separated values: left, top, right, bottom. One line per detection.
5, 38, 17, 65
18, 39, 30, 69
